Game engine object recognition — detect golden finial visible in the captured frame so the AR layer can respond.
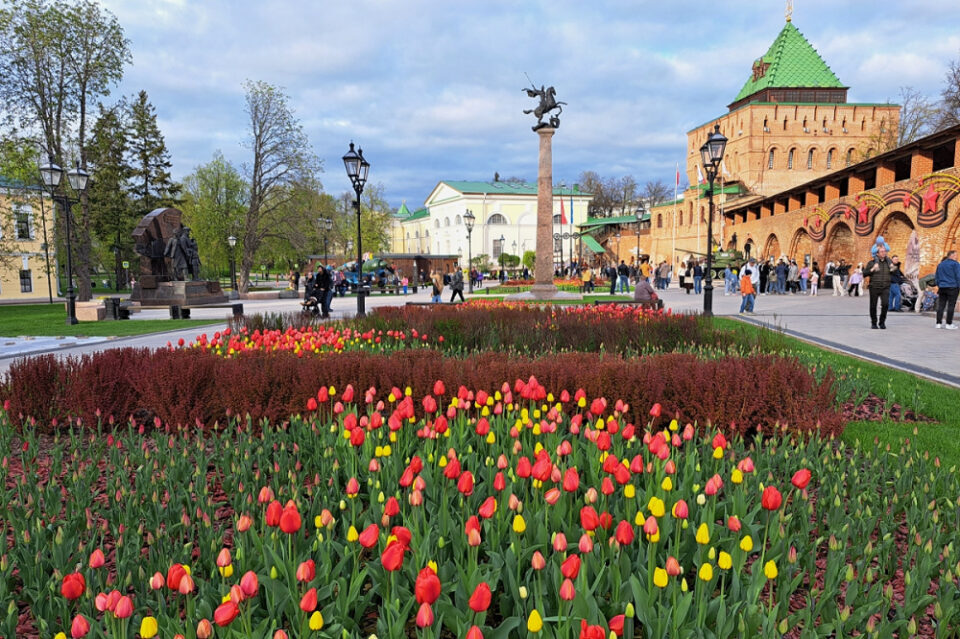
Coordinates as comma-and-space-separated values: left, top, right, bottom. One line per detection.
786, 0, 793, 22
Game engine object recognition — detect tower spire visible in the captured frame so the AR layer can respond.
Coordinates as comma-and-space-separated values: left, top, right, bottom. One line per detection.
786, 0, 793, 22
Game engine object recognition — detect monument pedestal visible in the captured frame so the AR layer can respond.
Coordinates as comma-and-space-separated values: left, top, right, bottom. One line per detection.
133, 280, 228, 306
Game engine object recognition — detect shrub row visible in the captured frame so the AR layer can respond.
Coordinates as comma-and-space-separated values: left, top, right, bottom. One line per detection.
4, 348, 842, 437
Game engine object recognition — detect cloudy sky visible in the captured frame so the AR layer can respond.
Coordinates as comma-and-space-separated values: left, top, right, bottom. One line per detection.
99, 0, 959, 210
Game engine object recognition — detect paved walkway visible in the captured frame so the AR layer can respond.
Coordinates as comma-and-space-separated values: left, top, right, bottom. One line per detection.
1, 283, 957, 388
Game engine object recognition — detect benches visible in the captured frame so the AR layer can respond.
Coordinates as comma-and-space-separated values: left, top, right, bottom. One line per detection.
169, 303, 244, 319
593, 299, 664, 311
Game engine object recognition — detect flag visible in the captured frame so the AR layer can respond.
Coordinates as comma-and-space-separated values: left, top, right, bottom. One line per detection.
560, 195, 567, 225
696, 164, 705, 185
675, 164, 680, 187
722, 159, 730, 177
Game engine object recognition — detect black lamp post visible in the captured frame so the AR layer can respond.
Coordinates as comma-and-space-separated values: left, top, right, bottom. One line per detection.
227, 235, 238, 299
464, 209, 475, 293
318, 216, 332, 265
499, 233, 506, 281
39, 157, 90, 325
699, 124, 728, 317
635, 202, 647, 266
343, 142, 370, 317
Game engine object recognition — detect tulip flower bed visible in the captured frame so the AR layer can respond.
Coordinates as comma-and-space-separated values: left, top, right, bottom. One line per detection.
2, 379, 957, 638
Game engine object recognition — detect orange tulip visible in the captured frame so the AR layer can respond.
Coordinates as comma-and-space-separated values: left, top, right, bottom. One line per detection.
196, 619, 213, 639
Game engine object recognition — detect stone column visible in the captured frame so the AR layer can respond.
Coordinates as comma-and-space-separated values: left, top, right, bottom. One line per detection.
531, 127, 558, 297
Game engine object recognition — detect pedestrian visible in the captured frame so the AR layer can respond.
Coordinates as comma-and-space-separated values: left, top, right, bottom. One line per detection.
581, 265, 593, 293
430, 269, 443, 303
888, 255, 903, 311
832, 260, 844, 295
450, 266, 465, 303
617, 260, 630, 293
693, 261, 703, 294
787, 260, 799, 294
401, 275, 409, 295
809, 268, 819, 296
640, 258, 652, 283
759, 259, 769, 294
739, 268, 756, 314
682, 262, 693, 294
608, 263, 617, 295
863, 246, 892, 329
744, 258, 759, 293
838, 260, 851, 293
848, 265, 863, 297
316, 265, 332, 318
723, 266, 734, 295
934, 250, 960, 329
775, 259, 788, 294
799, 263, 810, 294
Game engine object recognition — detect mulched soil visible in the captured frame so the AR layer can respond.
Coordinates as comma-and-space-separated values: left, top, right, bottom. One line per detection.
840, 392, 936, 424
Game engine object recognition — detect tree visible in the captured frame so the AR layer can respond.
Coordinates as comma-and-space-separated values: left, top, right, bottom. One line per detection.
522, 250, 536, 270
0, 0, 130, 300
643, 179, 672, 206
180, 151, 248, 278
868, 87, 938, 155
239, 80, 321, 293
86, 102, 132, 290
127, 90, 180, 216
937, 54, 960, 130
613, 175, 638, 215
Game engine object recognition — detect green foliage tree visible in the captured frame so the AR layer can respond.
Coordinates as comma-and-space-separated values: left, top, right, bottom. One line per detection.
180, 151, 248, 280
471, 253, 489, 268
0, 0, 130, 300
522, 250, 536, 270
127, 90, 180, 216
501, 253, 520, 268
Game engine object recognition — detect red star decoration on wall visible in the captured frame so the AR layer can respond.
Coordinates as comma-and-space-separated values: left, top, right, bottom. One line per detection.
901, 192, 913, 209
922, 184, 939, 213
857, 201, 869, 224
814, 217, 822, 229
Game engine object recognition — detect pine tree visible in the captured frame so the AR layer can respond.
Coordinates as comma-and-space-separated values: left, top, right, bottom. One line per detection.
127, 90, 180, 216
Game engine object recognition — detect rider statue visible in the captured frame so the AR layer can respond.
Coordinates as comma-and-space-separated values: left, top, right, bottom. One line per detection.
522, 83, 565, 131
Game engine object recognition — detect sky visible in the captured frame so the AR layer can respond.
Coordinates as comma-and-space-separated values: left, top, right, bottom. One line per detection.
98, 0, 960, 211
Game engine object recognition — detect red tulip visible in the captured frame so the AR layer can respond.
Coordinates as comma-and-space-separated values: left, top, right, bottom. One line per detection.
61, 572, 86, 600
580, 620, 605, 639
560, 554, 581, 579
727, 516, 742, 532
672, 499, 689, 519
414, 567, 441, 605
384, 496, 400, 517
381, 540, 406, 571
614, 520, 634, 545
300, 587, 318, 612
113, 595, 133, 619
214, 600, 240, 627
478, 496, 497, 519
559, 578, 576, 600
562, 468, 580, 492
609, 614, 625, 636
791, 468, 812, 490
589, 397, 606, 416
391, 525, 412, 548
71, 613, 90, 638
666, 556, 682, 576
649, 403, 662, 417
279, 505, 301, 534
240, 570, 259, 597
358, 523, 380, 548
306, 397, 318, 411
466, 625, 484, 639
89, 549, 105, 569
468, 582, 491, 613
416, 602, 435, 628
265, 500, 282, 527
296, 559, 316, 582
761, 485, 783, 511
580, 506, 600, 531
433, 380, 446, 396
457, 471, 475, 496
166, 564, 187, 591
711, 432, 727, 450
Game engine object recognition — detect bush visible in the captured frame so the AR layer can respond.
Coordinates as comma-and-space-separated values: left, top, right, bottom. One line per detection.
3, 348, 842, 437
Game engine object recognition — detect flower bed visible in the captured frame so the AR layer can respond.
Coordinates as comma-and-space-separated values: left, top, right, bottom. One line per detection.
2, 380, 955, 638
4, 349, 842, 437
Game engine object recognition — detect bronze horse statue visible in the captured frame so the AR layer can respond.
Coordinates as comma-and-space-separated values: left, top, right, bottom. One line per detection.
523, 85, 565, 130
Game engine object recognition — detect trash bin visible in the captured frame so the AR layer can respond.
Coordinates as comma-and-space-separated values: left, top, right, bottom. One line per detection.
104, 297, 120, 320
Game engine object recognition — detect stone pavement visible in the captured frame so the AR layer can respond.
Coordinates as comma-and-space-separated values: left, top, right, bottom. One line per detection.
1, 283, 957, 388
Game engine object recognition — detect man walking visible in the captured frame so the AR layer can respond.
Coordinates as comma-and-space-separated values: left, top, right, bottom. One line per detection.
450, 266, 465, 303
888, 255, 904, 311
617, 260, 630, 293
934, 250, 960, 329
864, 245, 893, 329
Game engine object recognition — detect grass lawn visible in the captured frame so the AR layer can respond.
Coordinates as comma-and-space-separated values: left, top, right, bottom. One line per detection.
0, 304, 223, 338
714, 316, 960, 468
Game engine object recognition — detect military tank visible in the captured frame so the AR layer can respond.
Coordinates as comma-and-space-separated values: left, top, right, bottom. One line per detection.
683, 249, 746, 280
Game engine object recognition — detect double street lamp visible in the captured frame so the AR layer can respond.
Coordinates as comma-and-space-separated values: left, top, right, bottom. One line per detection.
699, 124, 728, 317
464, 209, 475, 293
342, 142, 370, 317
499, 233, 506, 281
227, 235, 238, 299
39, 157, 90, 325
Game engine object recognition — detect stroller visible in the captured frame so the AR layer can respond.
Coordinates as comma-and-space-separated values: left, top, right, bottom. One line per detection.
301, 275, 321, 316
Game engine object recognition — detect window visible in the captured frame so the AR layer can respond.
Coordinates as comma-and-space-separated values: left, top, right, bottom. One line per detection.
679, 211, 684, 226
455, 215, 461, 225
700, 206, 705, 223
788, 149, 794, 169
487, 213, 507, 225
444, 217, 450, 227
657, 214, 662, 228
846, 149, 854, 167
434, 219, 440, 229
783, 117, 788, 130
826, 149, 834, 169
493, 238, 505, 259
15, 211, 30, 239
768, 149, 775, 169
19, 270, 32, 293
807, 149, 815, 169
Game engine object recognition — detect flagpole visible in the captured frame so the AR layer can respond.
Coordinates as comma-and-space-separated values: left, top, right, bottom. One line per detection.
672, 163, 678, 269
697, 173, 702, 255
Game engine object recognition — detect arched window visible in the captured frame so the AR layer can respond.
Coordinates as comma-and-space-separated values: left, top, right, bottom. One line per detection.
455, 215, 461, 225
783, 117, 788, 131
700, 206, 705, 223
807, 149, 815, 169
487, 213, 507, 225
826, 149, 834, 169
657, 214, 662, 228
787, 149, 795, 169
679, 211, 684, 226
553, 214, 562, 224
444, 217, 450, 226
768, 149, 775, 169
434, 219, 440, 229
846, 149, 854, 167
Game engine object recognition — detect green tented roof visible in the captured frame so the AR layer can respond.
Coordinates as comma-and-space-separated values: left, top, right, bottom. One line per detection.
579, 214, 648, 229
394, 202, 412, 219
402, 207, 430, 222
581, 235, 606, 254
732, 22, 844, 103
443, 181, 590, 197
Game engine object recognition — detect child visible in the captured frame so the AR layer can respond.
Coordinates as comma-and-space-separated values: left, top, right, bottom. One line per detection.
401, 276, 409, 295
809, 269, 819, 296
870, 236, 890, 258
739, 268, 756, 314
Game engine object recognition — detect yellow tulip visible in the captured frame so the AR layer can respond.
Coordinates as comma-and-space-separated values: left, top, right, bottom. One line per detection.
653, 567, 668, 588
764, 560, 778, 579
661, 476, 673, 492
55, 633, 67, 639
624, 485, 636, 499
527, 609, 543, 633
140, 617, 158, 639
740, 535, 754, 552
731, 468, 743, 484
647, 497, 665, 518
718, 551, 732, 570
218, 563, 234, 577
713, 446, 724, 459
698, 563, 714, 581
347, 526, 359, 542
695, 523, 710, 545
513, 514, 526, 534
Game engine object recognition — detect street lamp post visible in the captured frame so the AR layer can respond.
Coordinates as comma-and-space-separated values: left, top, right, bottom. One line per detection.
499, 234, 506, 282
464, 209, 475, 293
39, 157, 90, 325
318, 217, 332, 265
227, 236, 238, 299
699, 124, 728, 317
635, 202, 646, 267
343, 142, 370, 317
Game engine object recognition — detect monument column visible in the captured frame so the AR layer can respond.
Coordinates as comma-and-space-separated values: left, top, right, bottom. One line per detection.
531, 127, 557, 296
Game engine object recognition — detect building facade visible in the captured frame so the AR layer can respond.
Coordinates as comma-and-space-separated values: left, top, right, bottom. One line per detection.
390, 181, 593, 268
0, 180, 57, 301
